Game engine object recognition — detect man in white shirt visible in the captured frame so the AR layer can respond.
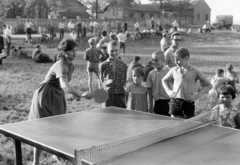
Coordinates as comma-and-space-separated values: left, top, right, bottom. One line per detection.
67, 20, 75, 32
58, 19, 65, 40
117, 30, 127, 55
160, 33, 169, 52
25, 19, 33, 40
93, 20, 99, 35
4, 24, 11, 55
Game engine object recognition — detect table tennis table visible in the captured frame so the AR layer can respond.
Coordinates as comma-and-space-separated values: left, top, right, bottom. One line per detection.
0, 107, 240, 165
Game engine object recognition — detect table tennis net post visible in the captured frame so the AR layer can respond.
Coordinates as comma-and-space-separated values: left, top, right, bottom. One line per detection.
75, 108, 218, 165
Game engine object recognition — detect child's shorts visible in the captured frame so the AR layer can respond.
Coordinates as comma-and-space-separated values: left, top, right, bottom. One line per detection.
169, 98, 195, 119
87, 62, 99, 73
120, 42, 125, 49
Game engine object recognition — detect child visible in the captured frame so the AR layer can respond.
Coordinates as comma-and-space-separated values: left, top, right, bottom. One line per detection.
146, 50, 171, 116
209, 69, 231, 96
211, 85, 240, 129
99, 40, 127, 108
126, 56, 143, 82
84, 38, 104, 93
225, 63, 239, 91
162, 47, 212, 119
125, 67, 148, 112
17, 46, 31, 59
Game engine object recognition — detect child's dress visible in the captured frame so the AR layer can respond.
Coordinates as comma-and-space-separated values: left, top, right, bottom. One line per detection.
126, 83, 148, 112
211, 104, 240, 128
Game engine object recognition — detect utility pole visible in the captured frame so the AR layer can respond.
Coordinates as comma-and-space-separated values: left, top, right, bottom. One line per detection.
96, 0, 98, 20
160, 0, 163, 24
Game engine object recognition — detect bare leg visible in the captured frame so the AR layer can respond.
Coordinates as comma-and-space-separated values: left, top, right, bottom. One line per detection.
32, 147, 41, 165
88, 72, 93, 93
95, 72, 101, 89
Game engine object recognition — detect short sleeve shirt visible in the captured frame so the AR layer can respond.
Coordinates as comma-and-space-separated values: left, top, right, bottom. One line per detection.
164, 46, 177, 68
146, 66, 170, 100
84, 47, 102, 62
211, 105, 240, 128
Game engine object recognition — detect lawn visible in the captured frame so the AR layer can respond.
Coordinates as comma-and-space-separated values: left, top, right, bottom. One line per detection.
0, 30, 240, 165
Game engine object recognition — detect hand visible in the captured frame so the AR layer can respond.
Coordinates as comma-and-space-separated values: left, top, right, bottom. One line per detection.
167, 91, 177, 98
73, 94, 81, 101
148, 108, 154, 113
81, 91, 93, 99
185, 94, 199, 102
105, 79, 113, 86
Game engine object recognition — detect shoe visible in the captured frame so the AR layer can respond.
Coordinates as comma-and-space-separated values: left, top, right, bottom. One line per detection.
0, 52, 7, 59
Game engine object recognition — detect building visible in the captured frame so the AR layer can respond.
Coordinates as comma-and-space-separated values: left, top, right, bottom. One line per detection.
184, 0, 211, 25
98, 3, 160, 20
58, 0, 90, 18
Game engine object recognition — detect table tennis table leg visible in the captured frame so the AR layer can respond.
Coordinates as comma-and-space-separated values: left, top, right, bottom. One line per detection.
13, 139, 23, 165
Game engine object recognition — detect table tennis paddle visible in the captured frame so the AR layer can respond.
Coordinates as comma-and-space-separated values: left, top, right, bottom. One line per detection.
73, 89, 109, 103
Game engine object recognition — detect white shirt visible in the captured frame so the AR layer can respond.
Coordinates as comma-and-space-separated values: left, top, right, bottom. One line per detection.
117, 33, 126, 43
89, 22, 93, 27
70, 32, 77, 40
68, 22, 75, 29
4, 28, 11, 37
160, 37, 168, 52
93, 21, 99, 27
58, 22, 65, 29
25, 22, 33, 28
134, 23, 139, 28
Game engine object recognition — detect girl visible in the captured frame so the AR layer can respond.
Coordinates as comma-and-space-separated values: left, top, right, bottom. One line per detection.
211, 85, 240, 129
29, 38, 91, 165
125, 67, 148, 112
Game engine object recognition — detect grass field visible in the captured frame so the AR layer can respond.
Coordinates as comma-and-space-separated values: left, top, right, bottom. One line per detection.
1, 30, 240, 165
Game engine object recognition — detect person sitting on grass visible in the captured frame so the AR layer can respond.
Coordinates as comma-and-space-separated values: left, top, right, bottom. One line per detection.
211, 85, 240, 129
10, 46, 21, 58
17, 46, 31, 59
32, 44, 53, 63
209, 69, 231, 97
126, 56, 143, 83
84, 38, 105, 93
225, 63, 239, 91
162, 47, 212, 119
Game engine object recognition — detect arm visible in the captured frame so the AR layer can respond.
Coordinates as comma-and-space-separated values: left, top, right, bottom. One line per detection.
162, 69, 175, 98
148, 87, 153, 113
59, 77, 82, 97
186, 70, 212, 102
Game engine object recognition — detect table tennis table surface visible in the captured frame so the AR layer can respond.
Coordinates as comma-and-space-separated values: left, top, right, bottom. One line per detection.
1, 107, 240, 165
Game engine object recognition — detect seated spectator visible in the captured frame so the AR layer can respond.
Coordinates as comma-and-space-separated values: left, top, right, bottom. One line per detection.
126, 56, 143, 82
10, 46, 21, 58
18, 47, 31, 59
32, 44, 53, 63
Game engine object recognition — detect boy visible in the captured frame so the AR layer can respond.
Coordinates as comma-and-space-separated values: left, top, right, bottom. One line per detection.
99, 40, 127, 108
84, 38, 104, 93
146, 50, 171, 116
225, 63, 239, 91
117, 30, 127, 55
164, 31, 181, 68
209, 69, 230, 96
162, 47, 212, 119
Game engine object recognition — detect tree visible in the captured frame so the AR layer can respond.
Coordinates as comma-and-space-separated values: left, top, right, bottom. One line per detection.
81, 0, 103, 19
46, 0, 69, 17
24, 0, 49, 18
0, 0, 25, 18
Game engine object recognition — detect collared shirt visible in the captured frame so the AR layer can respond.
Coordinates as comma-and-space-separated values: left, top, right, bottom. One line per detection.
146, 66, 171, 100
160, 37, 168, 52
58, 22, 65, 29
4, 28, 11, 37
164, 46, 178, 68
117, 33, 126, 43
100, 58, 127, 94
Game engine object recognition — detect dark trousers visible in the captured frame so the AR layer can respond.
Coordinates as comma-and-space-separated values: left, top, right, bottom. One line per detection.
6, 42, 11, 56
26, 28, 32, 39
83, 27, 86, 37
102, 94, 126, 108
77, 27, 82, 38
59, 28, 64, 40
154, 99, 170, 116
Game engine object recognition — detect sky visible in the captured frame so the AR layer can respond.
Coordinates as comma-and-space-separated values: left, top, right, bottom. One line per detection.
141, 0, 240, 24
